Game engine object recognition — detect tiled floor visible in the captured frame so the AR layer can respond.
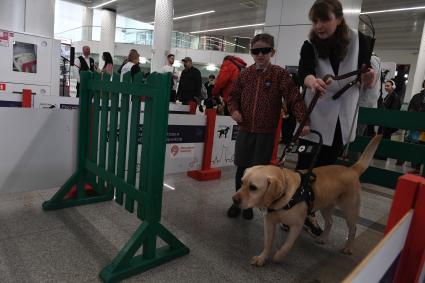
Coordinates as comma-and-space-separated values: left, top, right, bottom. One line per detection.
0, 160, 396, 283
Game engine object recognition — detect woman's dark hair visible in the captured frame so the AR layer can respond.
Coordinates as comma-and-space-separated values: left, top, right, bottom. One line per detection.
308, 0, 350, 61
102, 52, 113, 70
251, 33, 274, 48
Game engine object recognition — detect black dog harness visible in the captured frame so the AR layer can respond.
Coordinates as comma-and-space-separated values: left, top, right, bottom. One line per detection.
267, 171, 316, 214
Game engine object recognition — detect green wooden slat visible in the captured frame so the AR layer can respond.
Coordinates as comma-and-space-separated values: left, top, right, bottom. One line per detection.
86, 160, 145, 202
349, 136, 425, 164
106, 74, 121, 198
358, 107, 425, 131
138, 99, 153, 221
88, 80, 160, 97
337, 159, 401, 189
98, 73, 110, 193
141, 73, 171, 259
43, 72, 189, 283
125, 96, 141, 213
115, 75, 131, 206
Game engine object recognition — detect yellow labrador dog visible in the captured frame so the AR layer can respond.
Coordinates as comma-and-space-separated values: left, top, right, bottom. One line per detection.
232, 135, 382, 266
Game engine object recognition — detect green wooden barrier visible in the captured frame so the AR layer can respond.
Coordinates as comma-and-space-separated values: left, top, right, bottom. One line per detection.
42, 71, 189, 282
339, 107, 425, 189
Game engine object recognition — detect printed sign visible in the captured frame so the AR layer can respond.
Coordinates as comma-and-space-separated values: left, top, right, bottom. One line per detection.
169, 143, 195, 158
211, 116, 238, 167
0, 31, 9, 47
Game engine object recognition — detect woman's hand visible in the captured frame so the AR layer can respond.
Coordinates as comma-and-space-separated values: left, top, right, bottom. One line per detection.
305, 75, 331, 95
361, 65, 375, 89
231, 110, 243, 123
300, 125, 310, 136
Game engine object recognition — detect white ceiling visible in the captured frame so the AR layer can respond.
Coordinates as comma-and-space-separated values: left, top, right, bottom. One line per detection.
64, 0, 425, 51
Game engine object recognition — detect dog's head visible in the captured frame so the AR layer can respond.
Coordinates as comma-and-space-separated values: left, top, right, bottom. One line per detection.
232, 165, 294, 209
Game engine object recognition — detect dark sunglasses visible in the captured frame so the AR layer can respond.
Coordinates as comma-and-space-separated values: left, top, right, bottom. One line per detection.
250, 47, 273, 55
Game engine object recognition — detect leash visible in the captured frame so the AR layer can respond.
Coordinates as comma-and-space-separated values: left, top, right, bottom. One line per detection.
278, 66, 370, 167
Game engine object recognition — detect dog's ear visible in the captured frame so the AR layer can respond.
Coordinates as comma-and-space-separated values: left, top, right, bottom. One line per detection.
263, 176, 283, 207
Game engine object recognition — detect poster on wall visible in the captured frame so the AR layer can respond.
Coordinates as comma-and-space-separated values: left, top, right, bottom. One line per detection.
0, 30, 9, 47
211, 116, 238, 168
13, 42, 37, 73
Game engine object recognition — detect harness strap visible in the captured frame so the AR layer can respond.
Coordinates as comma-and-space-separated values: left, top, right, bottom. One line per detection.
267, 171, 315, 213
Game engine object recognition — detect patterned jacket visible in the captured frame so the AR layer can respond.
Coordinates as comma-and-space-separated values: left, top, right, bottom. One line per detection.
228, 64, 307, 134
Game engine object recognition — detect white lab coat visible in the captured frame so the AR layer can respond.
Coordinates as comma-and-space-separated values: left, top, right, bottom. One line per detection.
302, 29, 360, 146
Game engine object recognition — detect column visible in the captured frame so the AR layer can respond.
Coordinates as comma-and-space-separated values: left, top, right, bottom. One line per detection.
82, 7, 93, 41
408, 22, 425, 102
100, 9, 116, 57
151, 0, 174, 73
25, 0, 55, 37
264, 0, 362, 67
0, 0, 25, 32
0, 0, 55, 37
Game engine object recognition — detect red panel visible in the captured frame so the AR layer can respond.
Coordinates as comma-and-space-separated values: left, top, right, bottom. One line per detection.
395, 180, 425, 283
0, 83, 6, 91
187, 109, 221, 181
189, 101, 197, 114
385, 175, 422, 234
22, 89, 32, 108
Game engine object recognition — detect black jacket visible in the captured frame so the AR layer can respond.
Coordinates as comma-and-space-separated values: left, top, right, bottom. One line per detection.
408, 90, 425, 112
177, 67, 202, 103
383, 91, 401, 110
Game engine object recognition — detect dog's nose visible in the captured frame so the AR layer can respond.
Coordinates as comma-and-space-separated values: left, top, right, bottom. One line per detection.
232, 196, 240, 206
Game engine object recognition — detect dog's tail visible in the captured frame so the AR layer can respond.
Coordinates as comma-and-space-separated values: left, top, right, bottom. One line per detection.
351, 134, 383, 176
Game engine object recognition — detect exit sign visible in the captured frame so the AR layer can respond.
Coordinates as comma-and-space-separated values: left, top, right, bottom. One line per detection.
0, 83, 6, 91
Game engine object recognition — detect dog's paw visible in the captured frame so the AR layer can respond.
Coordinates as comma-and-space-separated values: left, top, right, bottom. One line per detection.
340, 247, 353, 255
251, 255, 267, 267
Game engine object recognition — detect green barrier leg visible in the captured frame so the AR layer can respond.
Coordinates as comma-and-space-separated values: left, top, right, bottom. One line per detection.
99, 222, 189, 283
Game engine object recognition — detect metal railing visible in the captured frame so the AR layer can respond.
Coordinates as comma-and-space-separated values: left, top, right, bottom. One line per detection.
55, 26, 250, 53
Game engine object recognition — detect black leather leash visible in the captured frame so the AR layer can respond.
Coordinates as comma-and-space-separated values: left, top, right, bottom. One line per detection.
277, 65, 370, 167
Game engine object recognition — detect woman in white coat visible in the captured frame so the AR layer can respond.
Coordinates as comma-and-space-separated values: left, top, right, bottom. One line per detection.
296, 0, 375, 237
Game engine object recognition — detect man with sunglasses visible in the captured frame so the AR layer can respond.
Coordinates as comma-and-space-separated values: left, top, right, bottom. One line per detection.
227, 33, 309, 220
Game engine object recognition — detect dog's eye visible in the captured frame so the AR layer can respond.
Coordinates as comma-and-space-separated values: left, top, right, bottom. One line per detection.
249, 185, 257, 191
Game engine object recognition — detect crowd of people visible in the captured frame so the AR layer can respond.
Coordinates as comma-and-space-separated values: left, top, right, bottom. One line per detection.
72, 0, 423, 233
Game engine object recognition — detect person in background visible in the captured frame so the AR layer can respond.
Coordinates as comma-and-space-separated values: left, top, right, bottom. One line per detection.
212, 55, 247, 115
381, 79, 401, 139
406, 80, 425, 174
117, 49, 137, 74
75, 45, 96, 97
162, 54, 179, 102
204, 74, 216, 109
357, 54, 381, 136
120, 49, 141, 81
176, 57, 202, 105
226, 33, 308, 220
101, 52, 113, 76
297, 0, 375, 237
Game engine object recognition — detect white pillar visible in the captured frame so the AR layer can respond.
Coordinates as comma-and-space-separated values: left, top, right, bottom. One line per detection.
151, 0, 174, 73
25, 0, 55, 37
0, 0, 25, 32
0, 0, 55, 37
82, 7, 93, 41
409, 22, 425, 101
343, 0, 362, 30
265, 0, 362, 67
100, 9, 116, 57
